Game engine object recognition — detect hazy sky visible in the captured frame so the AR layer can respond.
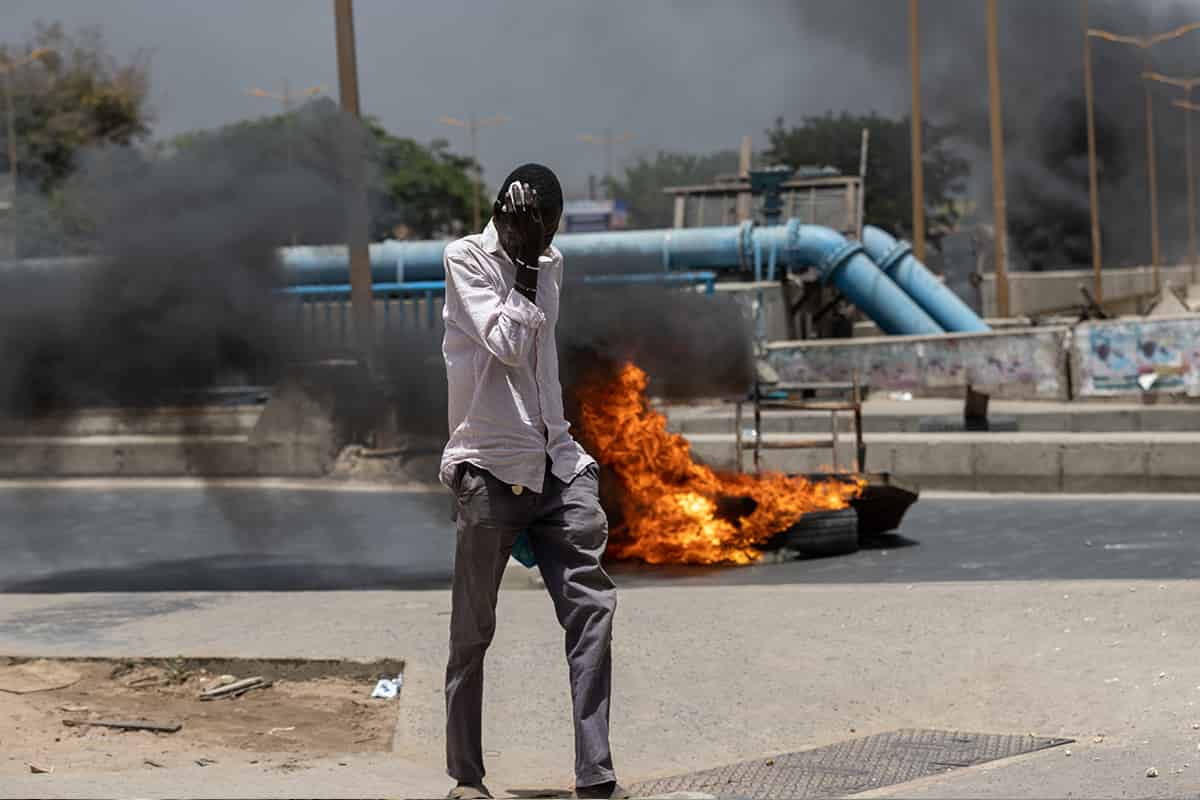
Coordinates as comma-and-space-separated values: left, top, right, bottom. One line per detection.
2, 0, 898, 198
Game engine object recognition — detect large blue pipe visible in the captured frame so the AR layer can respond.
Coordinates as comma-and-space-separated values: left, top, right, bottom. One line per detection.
861, 225, 990, 333
279, 220, 944, 336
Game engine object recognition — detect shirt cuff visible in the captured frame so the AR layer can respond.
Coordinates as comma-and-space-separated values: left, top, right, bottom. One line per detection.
502, 287, 547, 328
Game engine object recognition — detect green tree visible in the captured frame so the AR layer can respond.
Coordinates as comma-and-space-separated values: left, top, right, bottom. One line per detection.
610, 150, 739, 229
2, 22, 153, 194
765, 112, 969, 244
367, 122, 485, 240
166, 100, 484, 241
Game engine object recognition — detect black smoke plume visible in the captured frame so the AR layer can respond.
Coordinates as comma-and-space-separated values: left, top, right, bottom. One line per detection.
792, 0, 1200, 270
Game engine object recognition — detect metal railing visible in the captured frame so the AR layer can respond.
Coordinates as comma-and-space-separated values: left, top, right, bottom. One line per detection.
282, 272, 718, 349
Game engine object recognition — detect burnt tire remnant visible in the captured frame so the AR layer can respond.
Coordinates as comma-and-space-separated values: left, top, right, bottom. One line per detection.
772, 507, 859, 558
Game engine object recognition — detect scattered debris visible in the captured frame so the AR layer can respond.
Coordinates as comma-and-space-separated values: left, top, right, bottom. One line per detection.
765, 758, 775, 766
28, 763, 53, 774
58, 704, 89, 713
63, 719, 182, 734
195, 758, 217, 767
370, 675, 403, 699
199, 676, 270, 700
144, 759, 164, 768
1093, 735, 1105, 743
1192, 723, 1199, 730
1146, 767, 1159, 778
267, 726, 296, 736
0, 661, 83, 694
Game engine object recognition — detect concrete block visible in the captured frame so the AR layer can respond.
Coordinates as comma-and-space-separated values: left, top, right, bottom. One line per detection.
891, 437, 974, 477
1070, 410, 1139, 433
1148, 441, 1200, 478
1060, 441, 1149, 491
971, 439, 1061, 492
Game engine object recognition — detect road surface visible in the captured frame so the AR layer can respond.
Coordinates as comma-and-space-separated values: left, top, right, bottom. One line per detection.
1, 480, 1197, 591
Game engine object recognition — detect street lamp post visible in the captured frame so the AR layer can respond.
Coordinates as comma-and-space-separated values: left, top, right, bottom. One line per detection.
909, 0, 927, 263
1, 47, 55, 261
1082, 0, 1104, 303
986, 0, 1010, 318
578, 130, 634, 199
1172, 95, 1200, 285
246, 81, 323, 245
438, 114, 508, 232
1142, 73, 1200, 280
1087, 20, 1200, 295
332, 0, 374, 349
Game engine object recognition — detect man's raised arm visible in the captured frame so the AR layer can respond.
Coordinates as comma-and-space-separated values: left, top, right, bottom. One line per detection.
443, 244, 545, 367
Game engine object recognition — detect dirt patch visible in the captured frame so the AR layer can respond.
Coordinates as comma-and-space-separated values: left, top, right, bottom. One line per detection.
0, 656, 404, 776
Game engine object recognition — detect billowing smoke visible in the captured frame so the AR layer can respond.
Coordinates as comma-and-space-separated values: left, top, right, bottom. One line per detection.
792, 0, 1200, 270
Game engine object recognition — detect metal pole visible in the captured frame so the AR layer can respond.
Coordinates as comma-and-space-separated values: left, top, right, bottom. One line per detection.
1188, 88, 1199, 278
908, 0, 927, 262
4, 68, 18, 261
333, 0, 375, 349
986, 0, 1010, 318
469, 114, 480, 232
1082, 0, 1104, 303
604, 128, 613, 199
1144, 50, 1162, 293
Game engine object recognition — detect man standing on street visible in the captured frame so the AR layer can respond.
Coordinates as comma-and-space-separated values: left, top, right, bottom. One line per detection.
439, 164, 627, 800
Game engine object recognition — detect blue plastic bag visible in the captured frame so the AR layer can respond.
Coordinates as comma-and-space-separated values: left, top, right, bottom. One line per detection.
511, 530, 538, 568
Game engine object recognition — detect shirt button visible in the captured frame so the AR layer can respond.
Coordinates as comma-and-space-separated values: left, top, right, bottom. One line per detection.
511, 485, 524, 495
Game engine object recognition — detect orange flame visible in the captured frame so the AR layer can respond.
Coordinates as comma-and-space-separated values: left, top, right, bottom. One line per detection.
576, 363, 865, 565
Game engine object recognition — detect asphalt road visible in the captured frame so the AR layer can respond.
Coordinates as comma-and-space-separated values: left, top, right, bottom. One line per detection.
1, 482, 1198, 592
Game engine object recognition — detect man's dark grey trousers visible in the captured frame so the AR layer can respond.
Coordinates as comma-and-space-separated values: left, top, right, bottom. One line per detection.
445, 461, 618, 787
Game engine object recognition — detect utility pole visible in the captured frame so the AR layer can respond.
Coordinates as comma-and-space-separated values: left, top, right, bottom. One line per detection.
735, 135, 753, 223
1145, 73, 1200, 281
909, 0, 927, 262
333, 0, 374, 349
0, 48, 55, 261
1082, 0, 1104, 303
1088, 21, 1200, 296
439, 113, 508, 231
579, 130, 633, 199
1173, 97, 1200, 283
986, 0, 1010, 318
246, 80, 323, 245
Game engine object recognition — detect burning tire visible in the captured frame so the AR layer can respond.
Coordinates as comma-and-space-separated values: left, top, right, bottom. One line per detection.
771, 508, 859, 558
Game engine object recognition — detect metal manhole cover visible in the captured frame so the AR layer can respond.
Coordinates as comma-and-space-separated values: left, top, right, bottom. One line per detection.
632, 728, 1073, 799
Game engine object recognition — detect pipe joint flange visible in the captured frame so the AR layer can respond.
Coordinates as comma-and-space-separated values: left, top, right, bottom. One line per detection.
783, 218, 804, 273
876, 239, 914, 276
818, 240, 866, 286
737, 220, 756, 272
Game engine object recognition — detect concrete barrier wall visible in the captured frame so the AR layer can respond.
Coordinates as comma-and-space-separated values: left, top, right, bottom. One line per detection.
766, 327, 1072, 401
979, 264, 1195, 317
1072, 313, 1200, 398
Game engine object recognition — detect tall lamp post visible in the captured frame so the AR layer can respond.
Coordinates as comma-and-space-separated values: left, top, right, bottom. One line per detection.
578, 130, 634, 199
909, 0, 926, 263
1142, 72, 1200, 280
1087, 20, 1200, 295
986, 0, 1010, 318
438, 113, 508, 232
332, 0, 374, 348
1, 47, 55, 261
247, 81, 324, 245
1172, 96, 1200, 285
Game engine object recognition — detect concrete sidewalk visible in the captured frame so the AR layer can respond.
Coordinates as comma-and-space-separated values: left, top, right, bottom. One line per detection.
2, 580, 1199, 798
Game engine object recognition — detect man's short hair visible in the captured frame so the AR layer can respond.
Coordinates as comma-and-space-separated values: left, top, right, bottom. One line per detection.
497, 163, 563, 217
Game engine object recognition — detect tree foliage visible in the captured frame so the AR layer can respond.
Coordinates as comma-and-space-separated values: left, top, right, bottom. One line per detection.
2, 22, 153, 194
765, 112, 969, 244
610, 150, 739, 229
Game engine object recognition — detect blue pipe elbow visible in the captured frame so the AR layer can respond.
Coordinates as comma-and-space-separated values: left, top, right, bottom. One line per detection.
861, 226, 990, 333
790, 225, 944, 336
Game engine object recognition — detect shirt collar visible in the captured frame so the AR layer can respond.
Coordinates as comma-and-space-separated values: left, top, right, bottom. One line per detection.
481, 220, 504, 255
